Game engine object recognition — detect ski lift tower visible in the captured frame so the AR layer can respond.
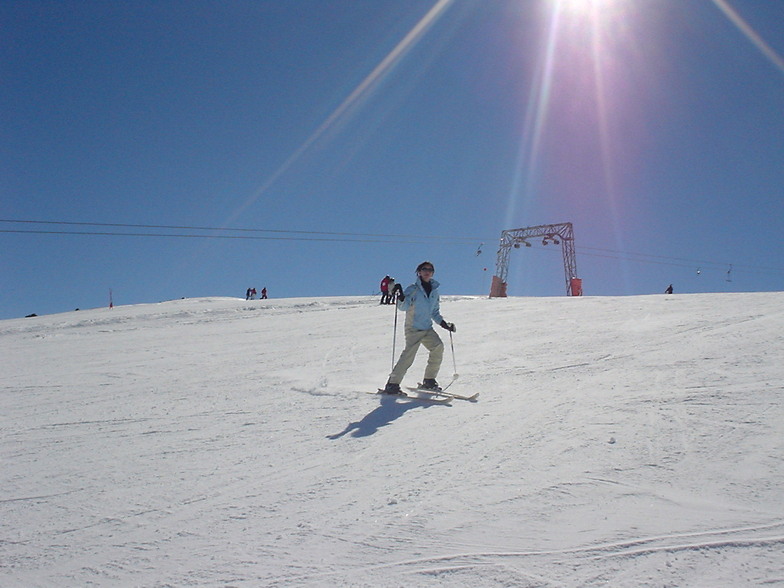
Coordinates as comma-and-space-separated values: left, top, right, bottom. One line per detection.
489, 222, 581, 297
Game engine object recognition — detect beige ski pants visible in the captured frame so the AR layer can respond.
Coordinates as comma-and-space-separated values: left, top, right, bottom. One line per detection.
388, 326, 444, 384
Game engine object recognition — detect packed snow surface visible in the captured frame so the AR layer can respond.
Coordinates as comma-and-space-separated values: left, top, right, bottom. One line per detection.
2, 292, 783, 587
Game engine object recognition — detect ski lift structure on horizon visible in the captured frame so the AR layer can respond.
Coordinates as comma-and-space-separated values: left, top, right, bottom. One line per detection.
489, 222, 581, 298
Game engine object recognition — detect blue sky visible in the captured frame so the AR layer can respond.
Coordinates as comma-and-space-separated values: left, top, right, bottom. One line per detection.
2, 0, 783, 319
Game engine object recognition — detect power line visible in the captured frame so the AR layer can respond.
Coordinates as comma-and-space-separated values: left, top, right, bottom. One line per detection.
574, 246, 783, 274
578, 245, 727, 270
0, 218, 479, 245
3, 218, 784, 275
500, 236, 783, 276
0, 228, 467, 246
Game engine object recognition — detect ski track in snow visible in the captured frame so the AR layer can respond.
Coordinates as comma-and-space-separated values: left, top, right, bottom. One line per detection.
1, 293, 783, 586
276, 523, 784, 586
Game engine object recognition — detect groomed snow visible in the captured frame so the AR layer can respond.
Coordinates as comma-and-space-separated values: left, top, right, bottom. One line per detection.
2, 292, 783, 586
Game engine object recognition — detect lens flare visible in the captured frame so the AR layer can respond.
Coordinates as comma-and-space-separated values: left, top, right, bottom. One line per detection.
505, 0, 641, 292
225, 0, 455, 227
711, 0, 784, 74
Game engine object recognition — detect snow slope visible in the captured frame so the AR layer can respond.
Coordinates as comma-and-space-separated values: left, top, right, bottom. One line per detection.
2, 292, 783, 587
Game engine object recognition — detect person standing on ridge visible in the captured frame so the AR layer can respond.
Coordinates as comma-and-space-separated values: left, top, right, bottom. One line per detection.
383, 261, 456, 394
385, 277, 396, 304
379, 275, 390, 305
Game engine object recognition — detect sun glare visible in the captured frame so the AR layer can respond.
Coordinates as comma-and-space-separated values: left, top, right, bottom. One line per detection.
711, 0, 784, 75
556, 0, 621, 16
504, 0, 640, 287
224, 0, 455, 226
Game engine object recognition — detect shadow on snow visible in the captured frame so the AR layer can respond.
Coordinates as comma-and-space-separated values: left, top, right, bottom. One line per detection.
326, 394, 449, 439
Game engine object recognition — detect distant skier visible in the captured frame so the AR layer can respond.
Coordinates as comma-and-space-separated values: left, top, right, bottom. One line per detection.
246, 287, 252, 300
382, 261, 456, 394
385, 278, 396, 304
261, 287, 268, 299
665, 284, 673, 294
379, 275, 390, 305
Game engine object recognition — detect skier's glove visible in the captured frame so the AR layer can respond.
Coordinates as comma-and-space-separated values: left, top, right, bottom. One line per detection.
440, 320, 456, 332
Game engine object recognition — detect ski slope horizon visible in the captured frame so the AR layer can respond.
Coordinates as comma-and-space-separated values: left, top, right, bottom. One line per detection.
2, 291, 783, 586
4, 1, 784, 322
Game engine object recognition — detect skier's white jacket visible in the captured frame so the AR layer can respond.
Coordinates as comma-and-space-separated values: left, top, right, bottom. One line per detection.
397, 277, 444, 331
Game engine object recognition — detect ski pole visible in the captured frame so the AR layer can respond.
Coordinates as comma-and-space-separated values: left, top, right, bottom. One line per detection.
391, 302, 399, 372
449, 330, 458, 380
435, 330, 459, 392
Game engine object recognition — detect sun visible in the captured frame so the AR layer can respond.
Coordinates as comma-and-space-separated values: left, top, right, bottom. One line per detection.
554, 0, 624, 17
558, 0, 594, 10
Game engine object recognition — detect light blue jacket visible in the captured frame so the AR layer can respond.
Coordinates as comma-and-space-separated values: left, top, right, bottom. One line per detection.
398, 277, 444, 331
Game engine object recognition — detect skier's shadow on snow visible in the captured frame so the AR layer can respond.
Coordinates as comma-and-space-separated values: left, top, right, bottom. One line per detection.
327, 395, 448, 439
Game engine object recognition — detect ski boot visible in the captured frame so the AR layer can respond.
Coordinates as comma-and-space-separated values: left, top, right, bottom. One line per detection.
419, 379, 442, 392
382, 382, 405, 395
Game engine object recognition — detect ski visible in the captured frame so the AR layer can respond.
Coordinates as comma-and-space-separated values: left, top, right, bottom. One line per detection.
406, 387, 479, 402
370, 390, 452, 404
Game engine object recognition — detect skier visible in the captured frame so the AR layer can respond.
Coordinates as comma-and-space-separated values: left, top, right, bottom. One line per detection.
379, 275, 390, 304
261, 287, 268, 299
385, 277, 396, 304
382, 261, 456, 394
665, 284, 673, 294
